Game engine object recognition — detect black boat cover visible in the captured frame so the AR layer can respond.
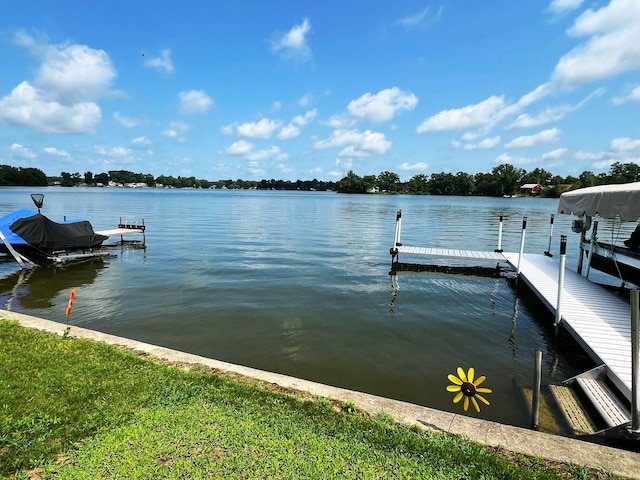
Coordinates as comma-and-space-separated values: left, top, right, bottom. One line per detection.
10, 213, 108, 252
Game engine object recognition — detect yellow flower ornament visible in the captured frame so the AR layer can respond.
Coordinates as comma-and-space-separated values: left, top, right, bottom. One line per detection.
447, 367, 492, 412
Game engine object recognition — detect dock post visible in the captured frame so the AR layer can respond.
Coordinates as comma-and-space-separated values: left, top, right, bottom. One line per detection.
544, 214, 554, 257
629, 290, 640, 437
390, 210, 402, 263
531, 350, 543, 430
584, 221, 598, 279
516, 217, 527, 275
555, 235, 567, 327
494, 213, 504, 253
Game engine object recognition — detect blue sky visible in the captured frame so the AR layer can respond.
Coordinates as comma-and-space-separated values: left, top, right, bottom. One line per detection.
1, 0, 639, 182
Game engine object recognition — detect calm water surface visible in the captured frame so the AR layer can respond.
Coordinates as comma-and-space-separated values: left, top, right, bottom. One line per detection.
1, 187, 599, 430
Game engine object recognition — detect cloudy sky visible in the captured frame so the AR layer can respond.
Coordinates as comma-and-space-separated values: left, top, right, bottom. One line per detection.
1, 0, 639, 181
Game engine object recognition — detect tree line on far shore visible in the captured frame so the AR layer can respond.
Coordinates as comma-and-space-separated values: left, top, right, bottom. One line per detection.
336, 161, 640, 197
1, 161, 639, 197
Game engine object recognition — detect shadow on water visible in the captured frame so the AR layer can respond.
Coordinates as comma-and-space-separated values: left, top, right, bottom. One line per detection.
0, 259, 108, 311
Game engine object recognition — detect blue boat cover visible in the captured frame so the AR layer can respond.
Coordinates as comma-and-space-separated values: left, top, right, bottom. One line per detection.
0, 209, 36, 245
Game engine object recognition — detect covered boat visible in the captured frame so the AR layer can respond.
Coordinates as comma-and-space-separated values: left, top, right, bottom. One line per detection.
0, 207, 108, 266
558, 181, 640, 287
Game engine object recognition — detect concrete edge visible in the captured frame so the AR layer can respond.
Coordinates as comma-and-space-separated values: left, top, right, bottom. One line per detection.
2, 309, 639, 479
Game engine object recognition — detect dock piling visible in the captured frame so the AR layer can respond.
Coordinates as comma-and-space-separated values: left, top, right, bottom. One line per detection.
544, 214, 554, 257
531, 350, 543, 430
516, 217, 527, 275
555, 235, 567, 327
495, 213, 504, 253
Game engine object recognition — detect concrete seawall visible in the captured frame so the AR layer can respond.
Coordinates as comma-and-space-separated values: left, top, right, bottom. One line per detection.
2, 309, 639, 479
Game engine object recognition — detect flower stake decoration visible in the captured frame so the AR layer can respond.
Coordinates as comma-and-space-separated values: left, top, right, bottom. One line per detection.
447, 367, 492, 413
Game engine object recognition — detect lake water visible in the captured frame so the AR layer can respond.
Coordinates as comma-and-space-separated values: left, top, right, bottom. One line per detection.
0, 186, 604, 431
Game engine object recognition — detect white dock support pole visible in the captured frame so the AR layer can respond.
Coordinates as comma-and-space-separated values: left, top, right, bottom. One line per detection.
544, 214, 554, 257
495, 213, 504, 253
629, 290, 640, 436
584, 221, 598, 279
391, 210, 402, 263
516, 217, 527, 275
392, 210, 402, 248
555, 235, 567, 327
531, 350, 543, 430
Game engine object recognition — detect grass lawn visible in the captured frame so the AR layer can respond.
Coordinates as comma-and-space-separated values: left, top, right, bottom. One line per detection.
0, 320, 612, 479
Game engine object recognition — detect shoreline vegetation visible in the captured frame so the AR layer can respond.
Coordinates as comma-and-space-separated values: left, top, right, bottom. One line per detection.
2, 161, 639, 198
0, 320, 614, 479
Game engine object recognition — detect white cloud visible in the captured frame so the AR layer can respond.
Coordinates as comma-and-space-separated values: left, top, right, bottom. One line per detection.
162, 121, 190, 140
113, 111, 140, 128
613, 84, 640, 104
299, 93, 314, 107
505, 128, 561, 148
347, 87, 418, 124
144, 49, 174, 73
508, 88, 604, 129
43, 146, 70, 157
34, 44, 115, 104
131, 136, 151, 145
314, 129, 391, 157
610, 137, 640, 152
246, 146, 287, 162
10, 143, 36, 159
220, 124, 235, 136
416, 95, 505, 133
552, 0, 640, 89
548, 0, 584, 14
292, 109, 317, 126
95, 145, 131, 157
398, 162, 428, 171
452, 136, 501, 151
178, 90, 213, 115
0, 33, 113, 133
271, 18, 312, 63
395, 5, 443, 30
277, 124, 300, 140
0, 81, 101, 133
237, 118, 282, 139
224, 140, 254, 156
542, 148, 568, 159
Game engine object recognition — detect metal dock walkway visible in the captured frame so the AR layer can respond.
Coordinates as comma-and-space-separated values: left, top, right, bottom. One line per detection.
394, 246, 508, 262
502, 251, 634, 402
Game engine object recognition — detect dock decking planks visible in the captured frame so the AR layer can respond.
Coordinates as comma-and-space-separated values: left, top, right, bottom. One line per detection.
395, 245, 508, 262
503, 252, 632, 401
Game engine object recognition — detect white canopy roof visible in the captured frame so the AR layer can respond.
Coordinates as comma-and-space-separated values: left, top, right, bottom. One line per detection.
557, 182, 640, 221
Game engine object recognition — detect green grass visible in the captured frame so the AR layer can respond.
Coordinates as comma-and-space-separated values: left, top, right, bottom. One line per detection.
0, 320, 613, 479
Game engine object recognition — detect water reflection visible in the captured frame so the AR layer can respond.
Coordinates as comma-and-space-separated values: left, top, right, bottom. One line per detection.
0, 259, 108, 310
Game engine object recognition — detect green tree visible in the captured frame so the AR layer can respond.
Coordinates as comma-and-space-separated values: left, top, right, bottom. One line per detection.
336, 170, 365, 193
377, 171, 400, 192
608, 162, 640, 184
407, 174, 429, 194
521, 168, 552, 186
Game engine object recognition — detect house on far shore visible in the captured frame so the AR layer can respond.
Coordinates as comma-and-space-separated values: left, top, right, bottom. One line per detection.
520, 183, 542, 196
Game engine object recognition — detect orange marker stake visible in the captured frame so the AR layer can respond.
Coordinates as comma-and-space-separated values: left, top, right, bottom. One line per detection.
65, 289, 76, 321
